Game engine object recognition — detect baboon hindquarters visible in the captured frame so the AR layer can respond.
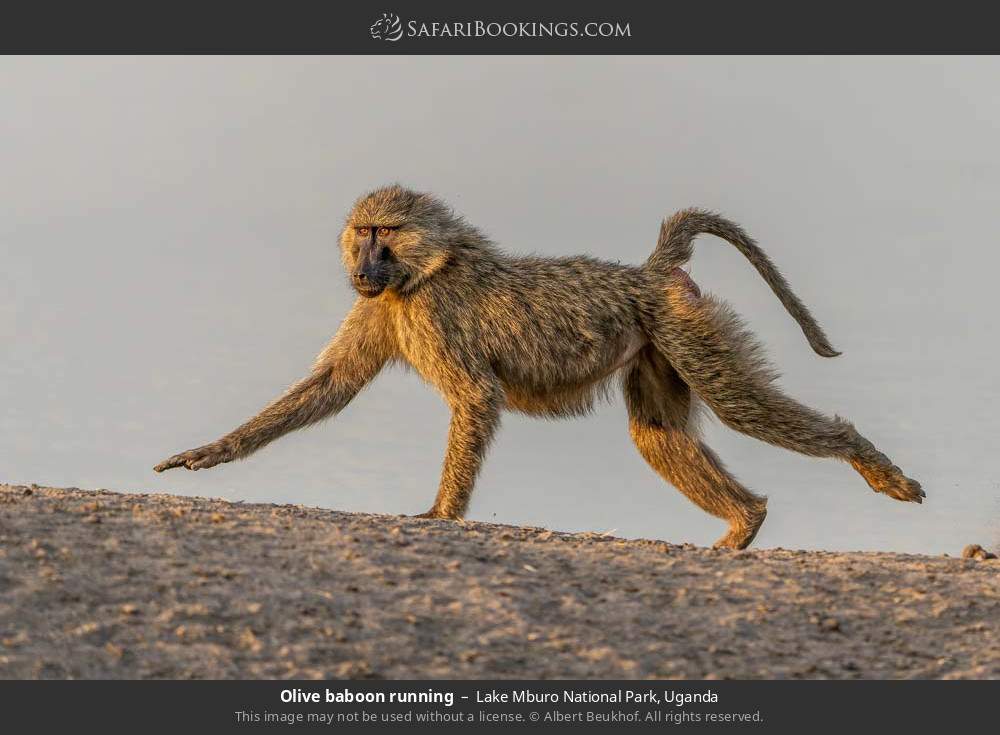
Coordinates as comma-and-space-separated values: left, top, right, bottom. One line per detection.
623, 347, 767, 549
648, 280, 923, 504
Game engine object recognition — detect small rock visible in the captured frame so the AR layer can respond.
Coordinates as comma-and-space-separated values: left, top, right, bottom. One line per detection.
332, 660, 372, 678
809, 614, 841, 632
237, 627, 263, 652
2, 631, 29, 648
822, 618, 841, 632
961, 544, 997, 560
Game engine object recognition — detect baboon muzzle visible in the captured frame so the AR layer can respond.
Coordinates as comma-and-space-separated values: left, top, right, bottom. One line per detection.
352, 238, 389, 296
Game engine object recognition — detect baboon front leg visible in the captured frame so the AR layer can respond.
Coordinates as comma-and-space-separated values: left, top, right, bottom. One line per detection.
624, 348, 768, 549
416, 379, 503, 520
652, 286, 923, 503
154, 299, 394, 474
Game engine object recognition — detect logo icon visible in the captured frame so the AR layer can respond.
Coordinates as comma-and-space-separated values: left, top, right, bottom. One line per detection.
370, 13, 403, 41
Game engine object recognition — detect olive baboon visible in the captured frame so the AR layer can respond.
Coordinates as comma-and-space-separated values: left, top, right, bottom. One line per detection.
154, 185, 923, 549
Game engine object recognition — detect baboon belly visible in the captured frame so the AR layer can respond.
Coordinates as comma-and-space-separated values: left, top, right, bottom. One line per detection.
500, 329, 647, 416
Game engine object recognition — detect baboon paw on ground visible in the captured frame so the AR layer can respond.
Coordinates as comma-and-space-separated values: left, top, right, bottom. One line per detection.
409, 509, 460, 520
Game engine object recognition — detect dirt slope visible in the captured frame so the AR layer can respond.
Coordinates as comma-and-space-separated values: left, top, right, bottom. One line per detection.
0, 484, 996, 679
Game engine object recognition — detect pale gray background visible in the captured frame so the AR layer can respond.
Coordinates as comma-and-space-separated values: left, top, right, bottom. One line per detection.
2, 57, 997, 554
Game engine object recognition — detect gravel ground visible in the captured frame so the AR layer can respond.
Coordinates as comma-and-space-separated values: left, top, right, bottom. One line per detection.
0, 483, 996, 679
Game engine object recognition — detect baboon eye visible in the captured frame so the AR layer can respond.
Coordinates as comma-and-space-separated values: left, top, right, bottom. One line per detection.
358, 227, 370, 237
377, 227, 391, 238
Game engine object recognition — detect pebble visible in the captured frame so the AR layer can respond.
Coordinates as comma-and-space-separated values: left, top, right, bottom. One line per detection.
961, 544, 997, 561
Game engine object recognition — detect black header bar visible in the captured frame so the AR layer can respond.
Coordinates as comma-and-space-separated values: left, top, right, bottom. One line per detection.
2, 0, 998, 54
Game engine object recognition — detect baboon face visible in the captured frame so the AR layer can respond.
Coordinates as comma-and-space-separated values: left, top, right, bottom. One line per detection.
345, 222, 403, 298
341, 185, 455, 298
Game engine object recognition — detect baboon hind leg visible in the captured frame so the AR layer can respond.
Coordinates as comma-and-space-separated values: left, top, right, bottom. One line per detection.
623, 347, 768, 549
652, 284, 923, 503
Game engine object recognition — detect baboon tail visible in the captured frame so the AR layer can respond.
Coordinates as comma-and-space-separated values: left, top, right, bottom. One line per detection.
645, 208, 841, 358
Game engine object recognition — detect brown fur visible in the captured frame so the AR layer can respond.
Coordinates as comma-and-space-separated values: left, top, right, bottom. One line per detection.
154, 185, 923, 548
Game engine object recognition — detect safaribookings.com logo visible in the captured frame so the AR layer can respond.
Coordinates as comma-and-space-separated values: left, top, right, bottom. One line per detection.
370, 13, 404, 41
370, 13, 631, 42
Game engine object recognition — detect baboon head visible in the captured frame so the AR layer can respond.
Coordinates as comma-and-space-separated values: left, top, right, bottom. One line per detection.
340, 184, 470, 298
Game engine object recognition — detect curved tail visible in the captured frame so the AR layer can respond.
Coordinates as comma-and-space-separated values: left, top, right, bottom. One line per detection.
646, 208, 840, 357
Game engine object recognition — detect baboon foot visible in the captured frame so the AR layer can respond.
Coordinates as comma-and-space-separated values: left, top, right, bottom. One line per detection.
850, 459, 924, 503
712, 502, 768, 550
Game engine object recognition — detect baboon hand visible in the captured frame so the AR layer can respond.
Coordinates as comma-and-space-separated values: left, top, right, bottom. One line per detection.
154, 442, 234, 473
409, 508, 462, 520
